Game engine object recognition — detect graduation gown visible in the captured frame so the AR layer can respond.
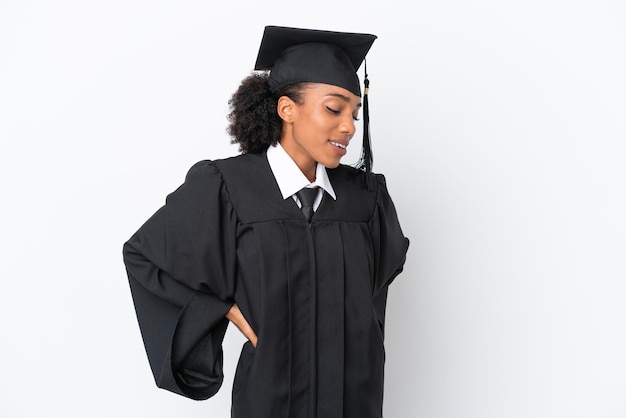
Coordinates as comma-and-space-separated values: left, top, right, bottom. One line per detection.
123, 152, 409, 418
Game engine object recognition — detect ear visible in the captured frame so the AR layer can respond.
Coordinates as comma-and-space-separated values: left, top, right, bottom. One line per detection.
277, 95, 295, 123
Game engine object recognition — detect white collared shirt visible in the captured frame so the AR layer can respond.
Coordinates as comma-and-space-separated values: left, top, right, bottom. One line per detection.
266, 142, 336, 211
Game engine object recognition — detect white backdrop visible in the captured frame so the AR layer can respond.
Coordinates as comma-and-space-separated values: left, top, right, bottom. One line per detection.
1, 1, 625, 417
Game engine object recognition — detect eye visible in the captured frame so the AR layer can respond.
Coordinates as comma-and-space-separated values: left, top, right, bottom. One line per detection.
326, 106, 340, 115
353, 116, 360, 122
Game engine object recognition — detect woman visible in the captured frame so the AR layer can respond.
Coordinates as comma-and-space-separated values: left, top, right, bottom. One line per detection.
123, 25, 409, 418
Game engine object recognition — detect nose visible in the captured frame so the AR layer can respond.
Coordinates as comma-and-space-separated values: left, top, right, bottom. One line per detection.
340, 116, 356, 139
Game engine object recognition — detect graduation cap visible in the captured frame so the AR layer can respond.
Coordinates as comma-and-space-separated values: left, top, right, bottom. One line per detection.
254, 25, 378, 173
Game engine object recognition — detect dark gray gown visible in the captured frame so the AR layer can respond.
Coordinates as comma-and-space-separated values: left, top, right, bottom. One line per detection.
123, 151, 409, 417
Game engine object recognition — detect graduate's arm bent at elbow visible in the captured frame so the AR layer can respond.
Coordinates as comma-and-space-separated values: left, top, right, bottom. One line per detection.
124, 240, 233, 400
123, 161, 239, 400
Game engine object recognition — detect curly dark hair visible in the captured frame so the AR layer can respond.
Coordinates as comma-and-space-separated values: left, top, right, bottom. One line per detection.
227, 72, 308, 153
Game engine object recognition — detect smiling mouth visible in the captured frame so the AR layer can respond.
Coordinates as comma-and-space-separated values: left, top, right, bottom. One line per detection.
330, 141, 347, 149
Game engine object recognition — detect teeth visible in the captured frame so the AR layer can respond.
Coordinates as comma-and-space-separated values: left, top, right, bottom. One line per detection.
330, 141, 346, 149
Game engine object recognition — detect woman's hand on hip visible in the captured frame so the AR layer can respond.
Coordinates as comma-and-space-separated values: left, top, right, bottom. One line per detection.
226, 303, 258, 348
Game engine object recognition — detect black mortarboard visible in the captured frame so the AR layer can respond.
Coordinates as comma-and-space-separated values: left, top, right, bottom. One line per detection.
254, 26, 376, 97
254, 25, 378, 173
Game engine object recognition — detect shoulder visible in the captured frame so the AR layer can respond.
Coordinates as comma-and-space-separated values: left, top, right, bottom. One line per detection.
184, 159, 219, 179
327, 164, 388, 196
331, 164, 401, 215
193, 152, 288, 223
183, 153, 266, 183
316, 165, 385, 221
212, 152, 266, 174
208, 152, 274, 193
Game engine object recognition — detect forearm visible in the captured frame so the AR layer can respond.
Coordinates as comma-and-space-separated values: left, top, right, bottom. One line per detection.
226, 303, 258, 347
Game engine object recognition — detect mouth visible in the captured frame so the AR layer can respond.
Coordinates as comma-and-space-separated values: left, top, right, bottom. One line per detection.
329, 141, 347, 150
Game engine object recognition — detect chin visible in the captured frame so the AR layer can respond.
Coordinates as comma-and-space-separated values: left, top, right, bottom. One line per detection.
322, 159, 342, 169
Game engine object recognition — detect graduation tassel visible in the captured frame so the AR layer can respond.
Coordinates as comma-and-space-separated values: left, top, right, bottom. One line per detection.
357, 59, 373, 174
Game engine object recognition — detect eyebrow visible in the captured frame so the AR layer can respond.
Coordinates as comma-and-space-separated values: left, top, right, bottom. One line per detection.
327, 93, 363, 108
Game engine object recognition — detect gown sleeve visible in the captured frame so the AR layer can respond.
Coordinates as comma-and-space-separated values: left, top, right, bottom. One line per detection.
122, 160, 237, 400
370, 174, 410, 338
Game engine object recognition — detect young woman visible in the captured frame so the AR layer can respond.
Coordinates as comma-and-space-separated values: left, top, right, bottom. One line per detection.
123, 25, 409, 418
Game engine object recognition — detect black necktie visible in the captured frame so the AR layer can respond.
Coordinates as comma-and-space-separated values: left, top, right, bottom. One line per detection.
296, 187, 318, 222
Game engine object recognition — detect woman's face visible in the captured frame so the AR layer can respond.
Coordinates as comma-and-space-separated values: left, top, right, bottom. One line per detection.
279, 83, 362, 174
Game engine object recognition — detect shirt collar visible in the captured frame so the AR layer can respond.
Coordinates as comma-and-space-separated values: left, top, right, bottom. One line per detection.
266, 143, 337, 200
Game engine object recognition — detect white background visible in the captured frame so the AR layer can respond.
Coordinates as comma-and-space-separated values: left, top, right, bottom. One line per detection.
1, 1, 625, 417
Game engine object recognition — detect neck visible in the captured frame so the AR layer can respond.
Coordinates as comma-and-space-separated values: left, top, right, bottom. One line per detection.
301, 164, 316, 183
279, 138, 317, 183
